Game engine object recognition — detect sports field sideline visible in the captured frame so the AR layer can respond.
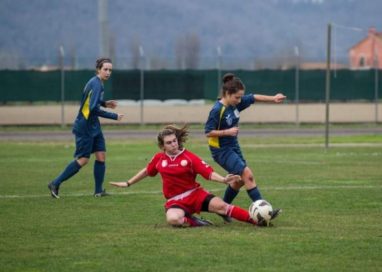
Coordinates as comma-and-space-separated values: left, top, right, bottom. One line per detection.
1, 102, 381, 125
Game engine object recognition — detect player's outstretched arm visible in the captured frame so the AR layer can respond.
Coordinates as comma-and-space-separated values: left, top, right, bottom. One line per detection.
105, 100, 118, 109
110, 167, 148, 188
210, 172, 241, 185
254, 93, 286, 103
117, 114, 124, 121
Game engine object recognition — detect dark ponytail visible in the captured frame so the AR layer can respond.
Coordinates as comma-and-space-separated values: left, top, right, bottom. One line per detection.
222, 73, 235, 84
220, 73, 245, 97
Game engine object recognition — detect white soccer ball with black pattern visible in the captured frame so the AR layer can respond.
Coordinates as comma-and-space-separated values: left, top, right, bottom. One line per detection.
249, 200, 273, 223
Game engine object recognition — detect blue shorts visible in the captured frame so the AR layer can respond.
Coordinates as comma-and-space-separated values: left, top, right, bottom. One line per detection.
210, 146, 247, 175
73, 132, 106, 159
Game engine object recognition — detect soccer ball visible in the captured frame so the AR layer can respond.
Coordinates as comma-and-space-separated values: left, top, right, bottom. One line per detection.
249, 200, 273, 223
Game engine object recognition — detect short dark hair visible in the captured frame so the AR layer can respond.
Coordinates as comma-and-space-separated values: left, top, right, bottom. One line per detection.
95, 58, 112, 70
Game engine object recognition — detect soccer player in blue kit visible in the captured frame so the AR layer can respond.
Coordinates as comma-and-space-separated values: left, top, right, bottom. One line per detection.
205, 73, 286, 222
48, 58, 124, 198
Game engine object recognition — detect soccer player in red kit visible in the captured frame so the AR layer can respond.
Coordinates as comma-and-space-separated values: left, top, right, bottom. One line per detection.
110, 124, 267, 227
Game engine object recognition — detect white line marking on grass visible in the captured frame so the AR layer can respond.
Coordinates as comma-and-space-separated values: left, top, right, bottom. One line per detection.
240, 143, 382, 148
0, 185, 381, 199
269, 185, 382, 190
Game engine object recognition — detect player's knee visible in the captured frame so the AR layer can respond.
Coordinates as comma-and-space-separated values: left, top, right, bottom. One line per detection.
216, 202, 229, 215
166, 215, 183, 226
209, 198, 229, 214
95, 152, 106, 162
244, 178, 257, 188
242, 168, 257, 186
231, 179, 244, 190
77, 157, 89, 166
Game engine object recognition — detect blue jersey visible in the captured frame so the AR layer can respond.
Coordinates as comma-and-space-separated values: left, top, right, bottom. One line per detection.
73, 76, 117, 137
205, 94, 255, 149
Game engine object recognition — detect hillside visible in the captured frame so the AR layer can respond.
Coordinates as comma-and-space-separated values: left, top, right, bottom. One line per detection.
0, 0, 381, 69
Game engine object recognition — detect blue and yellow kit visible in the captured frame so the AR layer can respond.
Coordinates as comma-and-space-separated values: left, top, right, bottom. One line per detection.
72, 76, 117, 137
204, 94, 255, 174
205, 94, 255, 149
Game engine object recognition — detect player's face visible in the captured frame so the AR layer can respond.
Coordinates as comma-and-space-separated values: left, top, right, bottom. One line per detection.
163, 134, 179, 155
97, 63, 113, 81
227, 89, 244, 106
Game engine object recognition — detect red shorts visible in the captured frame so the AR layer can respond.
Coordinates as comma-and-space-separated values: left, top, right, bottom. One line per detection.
165, 188, 213, 215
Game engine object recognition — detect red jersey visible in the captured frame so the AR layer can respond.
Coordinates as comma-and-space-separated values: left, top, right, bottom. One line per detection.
146, 149, 214, 199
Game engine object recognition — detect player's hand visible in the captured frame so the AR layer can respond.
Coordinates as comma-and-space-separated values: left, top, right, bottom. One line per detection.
117, 114, 124, 121
273, 93, 286, 103
224, 174, 242, 185
105, 100, 118, 109
110, 182, 129, 188
226, 127, 239, 136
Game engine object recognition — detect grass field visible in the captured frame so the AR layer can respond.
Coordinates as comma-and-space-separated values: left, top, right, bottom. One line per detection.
0, 131, 381, 271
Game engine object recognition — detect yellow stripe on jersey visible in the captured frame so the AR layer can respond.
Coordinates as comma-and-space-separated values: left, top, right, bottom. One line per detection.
208, 106, 226, 148
81, 90, 92, 120
208, 136, 220, 148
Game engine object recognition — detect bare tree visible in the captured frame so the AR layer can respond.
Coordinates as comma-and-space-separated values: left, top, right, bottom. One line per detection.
129, 36, 141, 69
69, 46, 77, 70
0, 50, 22, 70
175, 36, 186, 69
109, 32, 116, 68
150, 57, 167, 70
175, 32, 201, 69
184, 33, 200, 69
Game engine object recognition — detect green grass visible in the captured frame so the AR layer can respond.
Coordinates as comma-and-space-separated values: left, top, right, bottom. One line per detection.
0, 134, 381, 271
1, 122, 381, 131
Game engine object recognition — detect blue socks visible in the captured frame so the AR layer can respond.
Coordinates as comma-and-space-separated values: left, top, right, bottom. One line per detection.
223, 185, 263, 204
247, 186, 262, 202
94, 160, 105, 194
223, 185, 240, 204
51, 159, 106, 194
52, 160, 81, 186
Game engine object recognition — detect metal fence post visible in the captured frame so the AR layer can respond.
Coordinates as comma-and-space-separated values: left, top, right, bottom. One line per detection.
325, 23, 332, 149
59, 45, 65, 128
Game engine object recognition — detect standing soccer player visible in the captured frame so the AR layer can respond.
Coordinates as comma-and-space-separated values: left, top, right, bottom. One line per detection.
204, 73, 286, 222
48, 57, 124, 198
110, 125, 269, 227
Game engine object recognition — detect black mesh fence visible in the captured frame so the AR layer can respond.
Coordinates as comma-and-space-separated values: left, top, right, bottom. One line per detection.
0, 69, 379, 102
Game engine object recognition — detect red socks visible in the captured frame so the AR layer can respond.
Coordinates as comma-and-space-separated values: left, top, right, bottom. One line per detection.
226, 205, 257, 225
179, 206, 258, 227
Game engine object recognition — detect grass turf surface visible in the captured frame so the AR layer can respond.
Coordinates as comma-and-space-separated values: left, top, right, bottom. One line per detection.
0, 133, 381, 271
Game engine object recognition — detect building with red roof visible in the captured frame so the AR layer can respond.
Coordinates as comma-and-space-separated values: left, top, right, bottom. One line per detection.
349, 27, 382, 69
